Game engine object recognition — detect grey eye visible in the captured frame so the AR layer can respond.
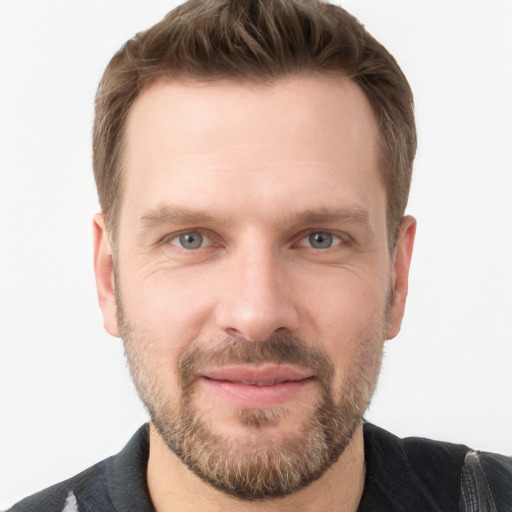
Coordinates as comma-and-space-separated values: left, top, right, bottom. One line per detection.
308, 232, 334, 249
176, 232, 204, 250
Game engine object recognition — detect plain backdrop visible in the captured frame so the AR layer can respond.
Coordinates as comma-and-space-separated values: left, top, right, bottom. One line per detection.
1, 0, 511, 508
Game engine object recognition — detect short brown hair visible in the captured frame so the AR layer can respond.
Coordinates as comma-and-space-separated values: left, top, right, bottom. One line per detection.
93, 0, 416, 247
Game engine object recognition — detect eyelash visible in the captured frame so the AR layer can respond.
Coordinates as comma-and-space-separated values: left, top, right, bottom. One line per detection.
161, 230, 216, 251
162, 229, 350, 251
306, 231, 349, 247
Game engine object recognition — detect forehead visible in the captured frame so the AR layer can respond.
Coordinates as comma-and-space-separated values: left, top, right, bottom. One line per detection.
120, 75, 384, 228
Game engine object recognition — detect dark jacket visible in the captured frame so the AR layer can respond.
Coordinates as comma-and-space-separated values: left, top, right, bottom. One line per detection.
7, 423, 512, 511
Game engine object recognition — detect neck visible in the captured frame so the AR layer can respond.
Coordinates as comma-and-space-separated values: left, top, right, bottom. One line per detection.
147, 423, 366, 512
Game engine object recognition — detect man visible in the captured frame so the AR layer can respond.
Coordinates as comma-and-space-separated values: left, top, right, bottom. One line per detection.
7, 0, 511, 511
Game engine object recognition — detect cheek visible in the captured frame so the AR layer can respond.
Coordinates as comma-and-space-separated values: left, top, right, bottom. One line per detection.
296, 271, 388, 388
120, 265, 219, 348
118, 271, 217, 403
298, 267, 390, 337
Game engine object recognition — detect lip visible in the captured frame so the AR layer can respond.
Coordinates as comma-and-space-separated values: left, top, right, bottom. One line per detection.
198, 364, 315, 409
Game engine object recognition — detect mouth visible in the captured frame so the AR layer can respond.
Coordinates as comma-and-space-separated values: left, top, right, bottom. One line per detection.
198, 364, 315, 409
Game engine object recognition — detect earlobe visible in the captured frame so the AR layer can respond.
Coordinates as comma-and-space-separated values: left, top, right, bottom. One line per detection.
386, 215, 416, 340
93, 213, 120, 337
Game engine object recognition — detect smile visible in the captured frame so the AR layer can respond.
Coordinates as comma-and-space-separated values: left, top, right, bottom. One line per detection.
198, 365, 315, 408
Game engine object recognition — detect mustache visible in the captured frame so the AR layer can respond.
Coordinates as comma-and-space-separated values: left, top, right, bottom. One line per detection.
177, 333, 335, 391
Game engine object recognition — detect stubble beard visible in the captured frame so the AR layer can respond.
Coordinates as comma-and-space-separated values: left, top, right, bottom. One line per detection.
118, 297, 386, 500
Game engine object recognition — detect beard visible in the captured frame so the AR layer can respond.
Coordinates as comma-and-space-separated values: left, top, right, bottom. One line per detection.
117, 295, 386, 500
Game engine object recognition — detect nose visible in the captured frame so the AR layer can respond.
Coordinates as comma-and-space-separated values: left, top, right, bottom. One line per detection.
215, 243, 300, 341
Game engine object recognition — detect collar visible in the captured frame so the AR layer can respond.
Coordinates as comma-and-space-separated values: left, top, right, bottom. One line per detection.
105, 422, 468, 511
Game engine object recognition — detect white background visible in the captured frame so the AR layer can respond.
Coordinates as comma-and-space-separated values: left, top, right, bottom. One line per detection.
1, 0, 511, 508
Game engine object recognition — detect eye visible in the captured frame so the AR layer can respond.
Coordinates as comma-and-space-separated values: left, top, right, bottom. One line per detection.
299, 231, 343, 249
170, 231, 210, 250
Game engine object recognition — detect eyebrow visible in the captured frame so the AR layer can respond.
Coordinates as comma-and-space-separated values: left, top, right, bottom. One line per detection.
139, 204, 370, 230
140, 206, 225, 227
286, 207, 370, 227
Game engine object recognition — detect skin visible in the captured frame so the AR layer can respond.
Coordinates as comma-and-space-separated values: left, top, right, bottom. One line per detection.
94, 75, 415, 511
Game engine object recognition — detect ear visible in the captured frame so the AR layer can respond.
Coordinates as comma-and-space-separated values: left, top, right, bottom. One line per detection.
386, 215, 416, 340
93, 212, 120, 337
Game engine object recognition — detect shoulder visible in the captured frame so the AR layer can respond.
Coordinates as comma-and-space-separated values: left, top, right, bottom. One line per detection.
460, 449, 512, 511
360, 423, 512, 511
6, 425, 152, 512
6, 457, 112, 512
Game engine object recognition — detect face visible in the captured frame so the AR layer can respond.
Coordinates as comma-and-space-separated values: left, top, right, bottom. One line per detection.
94, 75, 415, 499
